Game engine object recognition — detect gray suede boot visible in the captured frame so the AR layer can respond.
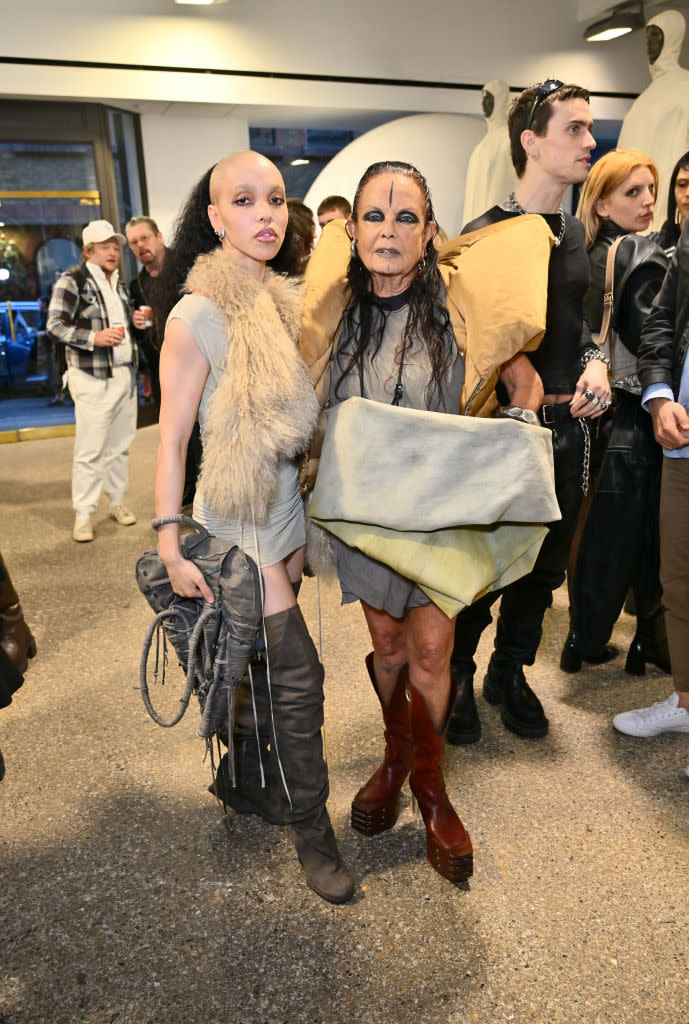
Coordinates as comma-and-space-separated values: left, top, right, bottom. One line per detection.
209, 656, 283, 825
209, 581, 300, 824
262, 604, 354, 904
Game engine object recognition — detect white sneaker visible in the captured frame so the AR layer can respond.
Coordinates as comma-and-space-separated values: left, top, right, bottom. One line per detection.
110, 504, 136, 526
612, 692, 689, 737
73, 516, 93, 542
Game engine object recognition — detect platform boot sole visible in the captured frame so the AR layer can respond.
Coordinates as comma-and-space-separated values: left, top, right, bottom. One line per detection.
426, 834, 473, 882
351, 793, 401, 835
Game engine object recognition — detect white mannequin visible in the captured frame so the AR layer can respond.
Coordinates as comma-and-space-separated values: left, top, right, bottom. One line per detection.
462, 80, 518, 227
617, 10, 689, 227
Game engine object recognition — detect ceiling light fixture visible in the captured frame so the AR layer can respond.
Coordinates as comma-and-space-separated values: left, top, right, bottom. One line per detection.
175, 0, 229, 6
585, 3, 644, 42
290, 158, 310, 166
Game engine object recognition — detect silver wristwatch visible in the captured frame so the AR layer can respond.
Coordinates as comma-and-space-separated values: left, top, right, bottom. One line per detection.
497, 406, 540, 426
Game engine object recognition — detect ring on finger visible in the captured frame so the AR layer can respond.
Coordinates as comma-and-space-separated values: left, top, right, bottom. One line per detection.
584, 389, 595, 401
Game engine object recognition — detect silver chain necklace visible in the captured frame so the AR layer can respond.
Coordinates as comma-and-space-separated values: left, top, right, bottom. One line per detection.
501, 193, 566, 247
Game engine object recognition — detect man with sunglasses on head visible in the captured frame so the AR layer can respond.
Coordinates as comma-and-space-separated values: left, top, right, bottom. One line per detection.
448, 81, 610, 744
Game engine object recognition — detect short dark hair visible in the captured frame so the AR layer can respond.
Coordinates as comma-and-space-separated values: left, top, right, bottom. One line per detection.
508, 83, 591, 178
125, 215, 160, 236
316, 195, 351, 217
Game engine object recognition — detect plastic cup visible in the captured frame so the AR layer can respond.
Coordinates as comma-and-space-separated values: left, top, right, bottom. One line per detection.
139, 305, 153, 328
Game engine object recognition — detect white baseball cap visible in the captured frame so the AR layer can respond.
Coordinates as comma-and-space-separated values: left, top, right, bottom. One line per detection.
82, 220, 126, 247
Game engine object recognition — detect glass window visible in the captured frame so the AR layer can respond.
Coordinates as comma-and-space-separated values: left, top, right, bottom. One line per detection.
0, 102, 147, 409
108, 109, 145, 282
0, 140, 101, 304
249, 126, 357, 198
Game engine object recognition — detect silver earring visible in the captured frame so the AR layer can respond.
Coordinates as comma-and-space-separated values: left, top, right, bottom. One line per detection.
350, 238, 358, 257
216, 228, 226, 240
417, 254, 427, 273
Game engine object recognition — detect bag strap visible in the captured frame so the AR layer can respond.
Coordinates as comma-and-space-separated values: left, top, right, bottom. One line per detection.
597, 235, 625, 379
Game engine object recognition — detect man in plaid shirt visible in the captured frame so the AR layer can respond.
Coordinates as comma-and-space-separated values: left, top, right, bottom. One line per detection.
47, 219, 140, 542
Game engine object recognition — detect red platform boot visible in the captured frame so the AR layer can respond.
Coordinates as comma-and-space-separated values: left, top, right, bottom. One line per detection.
405, 670, 473, 882
351, 652, 412, 836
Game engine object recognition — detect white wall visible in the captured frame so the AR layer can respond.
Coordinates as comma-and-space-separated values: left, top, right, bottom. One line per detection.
139, 113, 249, 240
2, 0, 673, 115
305, 114, 486, 238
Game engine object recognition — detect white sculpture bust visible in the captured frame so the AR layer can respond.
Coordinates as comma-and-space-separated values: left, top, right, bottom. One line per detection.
617, 9, 689, 227
462, 79, 518, 228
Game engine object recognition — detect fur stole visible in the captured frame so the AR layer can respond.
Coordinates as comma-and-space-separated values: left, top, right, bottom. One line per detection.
185, 250, 320, 522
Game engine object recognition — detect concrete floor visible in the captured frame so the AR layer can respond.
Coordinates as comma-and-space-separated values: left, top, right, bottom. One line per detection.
1, 425, 688, 1024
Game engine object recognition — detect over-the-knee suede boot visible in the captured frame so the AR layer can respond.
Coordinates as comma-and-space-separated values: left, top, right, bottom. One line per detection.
209, 581, 301, 824
405, 670, 473, 883
209, 656, 283, 825
262, 604, 354, 904
351, 652, 411, 835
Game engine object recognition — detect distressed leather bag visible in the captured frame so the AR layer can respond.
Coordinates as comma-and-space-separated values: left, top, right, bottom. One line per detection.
135, 515, 263, 739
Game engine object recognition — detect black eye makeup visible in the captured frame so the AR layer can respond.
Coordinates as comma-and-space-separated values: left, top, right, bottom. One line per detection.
361, 208, 421, 224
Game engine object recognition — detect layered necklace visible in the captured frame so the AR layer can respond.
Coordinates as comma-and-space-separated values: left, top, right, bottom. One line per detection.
500, 193, 566, 247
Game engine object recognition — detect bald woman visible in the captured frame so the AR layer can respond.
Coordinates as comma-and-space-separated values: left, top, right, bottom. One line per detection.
153, 152, 354, 905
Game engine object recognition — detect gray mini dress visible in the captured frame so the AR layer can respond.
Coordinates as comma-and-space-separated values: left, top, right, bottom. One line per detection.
167, 293, 305, 568
328, 289, 465, 617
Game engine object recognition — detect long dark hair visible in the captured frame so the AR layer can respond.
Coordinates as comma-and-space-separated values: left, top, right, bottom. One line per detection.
334, 160, 453, 410
666, 150, 689, 240
149, 164, 218, 343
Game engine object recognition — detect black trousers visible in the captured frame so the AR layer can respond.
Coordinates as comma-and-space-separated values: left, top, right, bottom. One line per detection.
452, 407, 587, 674
569, 390, 663, 654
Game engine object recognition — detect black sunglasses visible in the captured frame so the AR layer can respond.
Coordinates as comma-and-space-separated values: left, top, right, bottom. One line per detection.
524, 79, 564, 131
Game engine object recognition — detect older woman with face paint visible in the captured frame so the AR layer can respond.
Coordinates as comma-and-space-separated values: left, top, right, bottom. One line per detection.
560, 149, 670, 677
299, 161, 558, 884
152, 151, 354, 905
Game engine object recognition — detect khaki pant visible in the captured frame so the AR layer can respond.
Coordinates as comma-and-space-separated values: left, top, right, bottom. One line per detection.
67, 364, 137, 518
659, 456, 689, 691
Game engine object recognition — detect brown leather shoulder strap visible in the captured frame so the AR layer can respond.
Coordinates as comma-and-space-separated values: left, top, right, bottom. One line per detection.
597, 234, 625, 351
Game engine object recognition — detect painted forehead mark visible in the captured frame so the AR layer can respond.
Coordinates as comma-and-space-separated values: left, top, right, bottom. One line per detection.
389, 180, 394, 206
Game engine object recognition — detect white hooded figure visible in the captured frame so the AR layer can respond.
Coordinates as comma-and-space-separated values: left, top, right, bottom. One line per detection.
617, 10, 689, 227
462, 80, 519, 227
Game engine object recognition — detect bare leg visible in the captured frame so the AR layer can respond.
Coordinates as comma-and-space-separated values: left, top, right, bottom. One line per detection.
360, 601, 407, 705
285, 545, 305, 586
261, 545, 305, 617
406, 602, 455, 729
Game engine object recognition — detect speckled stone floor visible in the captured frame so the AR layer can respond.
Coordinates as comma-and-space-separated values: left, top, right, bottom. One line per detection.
1, 425, 688, 1024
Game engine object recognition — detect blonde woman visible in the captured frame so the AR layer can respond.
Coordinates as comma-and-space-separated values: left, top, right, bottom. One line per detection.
561, 149, 670, 676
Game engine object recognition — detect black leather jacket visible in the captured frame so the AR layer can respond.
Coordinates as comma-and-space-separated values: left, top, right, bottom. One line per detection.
586, 220, 668, 356
638, 221, 689, 397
